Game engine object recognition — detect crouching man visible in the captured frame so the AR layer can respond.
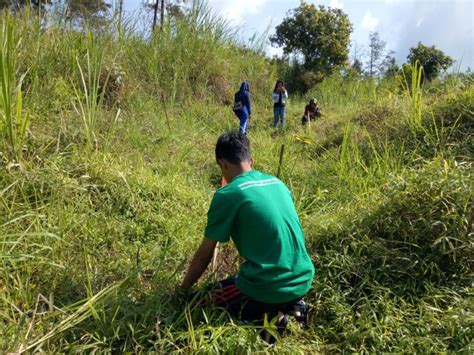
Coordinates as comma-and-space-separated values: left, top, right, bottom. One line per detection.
301, 98, 322, 125
180, 131, 315, 341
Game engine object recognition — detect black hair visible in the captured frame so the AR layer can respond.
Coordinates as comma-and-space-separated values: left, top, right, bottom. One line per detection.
215, 131, 251, 165
273, 80, 284, 92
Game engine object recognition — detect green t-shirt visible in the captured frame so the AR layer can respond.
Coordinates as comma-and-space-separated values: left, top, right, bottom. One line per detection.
205, 170, 315, 304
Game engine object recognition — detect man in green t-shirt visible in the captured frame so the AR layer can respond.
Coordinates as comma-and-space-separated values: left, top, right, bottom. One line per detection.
181, 131, 315, 337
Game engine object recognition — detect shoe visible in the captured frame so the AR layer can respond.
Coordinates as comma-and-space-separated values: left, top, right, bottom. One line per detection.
287, 299, 308, 328
260, 312, 289, 344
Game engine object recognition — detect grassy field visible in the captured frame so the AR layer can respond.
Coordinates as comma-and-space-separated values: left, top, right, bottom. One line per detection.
1, 4, 473, 353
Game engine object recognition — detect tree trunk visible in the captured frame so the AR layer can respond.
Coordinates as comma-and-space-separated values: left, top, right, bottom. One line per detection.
118, 0, 123, 22
160, 0, 165, 30
152, 0, 159, 31
369, 46, 374, 78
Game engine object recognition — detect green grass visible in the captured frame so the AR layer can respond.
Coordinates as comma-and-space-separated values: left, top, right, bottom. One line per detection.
0, 14, 29, 162
0, 2, 473, 353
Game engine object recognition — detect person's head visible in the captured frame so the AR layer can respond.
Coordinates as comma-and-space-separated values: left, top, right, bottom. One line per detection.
215, 131, 251, 166
273, 80, 284, 92
240, 81, 250, 92
309, 98, 317, 107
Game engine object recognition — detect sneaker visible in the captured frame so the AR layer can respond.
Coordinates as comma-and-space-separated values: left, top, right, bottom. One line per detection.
287, 299, 308, 328
260, 312, 289, 344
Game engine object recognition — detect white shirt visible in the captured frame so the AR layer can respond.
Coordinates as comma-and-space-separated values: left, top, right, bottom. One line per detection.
272, 90, 288, 104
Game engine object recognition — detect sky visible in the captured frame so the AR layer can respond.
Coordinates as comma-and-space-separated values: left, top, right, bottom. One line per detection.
124, 0, 474, 71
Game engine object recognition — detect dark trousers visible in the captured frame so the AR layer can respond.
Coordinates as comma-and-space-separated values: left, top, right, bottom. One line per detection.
201, 276, 305, 324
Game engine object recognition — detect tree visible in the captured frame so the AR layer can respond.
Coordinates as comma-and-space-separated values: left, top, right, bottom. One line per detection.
367, 32, 386, 77
117, 0, 122, 22
364, 32, 397, 79
407, 42, 453, 81
270, 1, 352, 75
351, 58, 363, 76
350, 41, 364, 77
145, 0, 186, 31
383, 56, 399, 78
350, 41, 364, 63
0, 0, 51, 11
151, 0, 159, 30
65, 0, 111, 28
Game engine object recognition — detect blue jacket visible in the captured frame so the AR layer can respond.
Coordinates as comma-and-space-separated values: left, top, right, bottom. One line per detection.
234, 81, 251, 118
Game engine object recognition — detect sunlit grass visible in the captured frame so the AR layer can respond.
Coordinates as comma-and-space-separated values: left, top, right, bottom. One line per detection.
0, 14, 29, 162
0, 2, 472, 353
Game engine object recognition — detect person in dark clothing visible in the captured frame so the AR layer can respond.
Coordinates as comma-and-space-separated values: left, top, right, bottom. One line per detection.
272, 80, 288, 128
233, 81, 252, 134
301, 98, 321, 125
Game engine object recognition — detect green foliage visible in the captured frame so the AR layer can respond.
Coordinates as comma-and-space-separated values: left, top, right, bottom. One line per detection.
310, 158, 472, 351
351, 58, 363, 76
72, 32, 109, 150
407, 42, 454, 82
0, 3, 473, 353
0, 0, 51, 10
273, 58, 325, 93
383, 56, 399, 79
0, 14, 29, 161
308, 69, 381, 113
65, 0, 112, 28
143, 0, 187, 22
270, 1, 352, 75
367, 31, 386, 77
366, 31, 396, 78
402, 61, 424, 132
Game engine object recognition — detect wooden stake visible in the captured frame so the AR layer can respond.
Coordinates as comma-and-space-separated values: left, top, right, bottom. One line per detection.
211, 244, 219, 274
277, 144, 285, 178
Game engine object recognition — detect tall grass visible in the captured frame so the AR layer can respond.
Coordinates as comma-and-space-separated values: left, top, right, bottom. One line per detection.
19, 282, 122, 353
72, 32, 109, 150
0, 1, 472, 353
0, 14, 29, 161
402, 60, 424, 132
335, 123, 408, 198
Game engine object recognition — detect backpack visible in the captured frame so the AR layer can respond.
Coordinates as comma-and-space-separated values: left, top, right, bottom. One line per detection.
233, 92, 243, 114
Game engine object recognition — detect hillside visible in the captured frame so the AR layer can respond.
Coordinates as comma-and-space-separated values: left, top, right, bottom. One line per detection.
0, 8, 473, 353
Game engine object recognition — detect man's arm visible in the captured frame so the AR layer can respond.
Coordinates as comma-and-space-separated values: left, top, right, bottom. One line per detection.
181, 237, 218, 289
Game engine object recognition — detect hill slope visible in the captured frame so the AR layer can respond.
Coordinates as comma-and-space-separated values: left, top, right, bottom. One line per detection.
0, 9, 472, 353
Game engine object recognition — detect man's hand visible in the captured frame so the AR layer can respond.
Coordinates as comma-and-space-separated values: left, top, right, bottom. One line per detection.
181, 237, 218, 289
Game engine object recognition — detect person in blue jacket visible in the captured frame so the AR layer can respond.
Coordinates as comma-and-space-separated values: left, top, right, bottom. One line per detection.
233, 81, 252, 134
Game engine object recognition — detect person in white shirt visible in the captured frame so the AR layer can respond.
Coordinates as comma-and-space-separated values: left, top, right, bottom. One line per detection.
272, 80, 288, 128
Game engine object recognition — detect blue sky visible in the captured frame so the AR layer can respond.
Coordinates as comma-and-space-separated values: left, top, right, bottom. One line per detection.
123, 0, 474, 71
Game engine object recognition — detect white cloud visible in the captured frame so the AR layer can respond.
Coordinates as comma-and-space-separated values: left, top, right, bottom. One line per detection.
362, 10, 380, 31
267, 46, 283, 58
210, 0, 270, 25
416, 17, 424, 28
329, 0, 344, 9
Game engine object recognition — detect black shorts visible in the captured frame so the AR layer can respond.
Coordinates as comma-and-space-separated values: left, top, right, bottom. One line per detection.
194, 276, 306, 324
302, 114, 320, 124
